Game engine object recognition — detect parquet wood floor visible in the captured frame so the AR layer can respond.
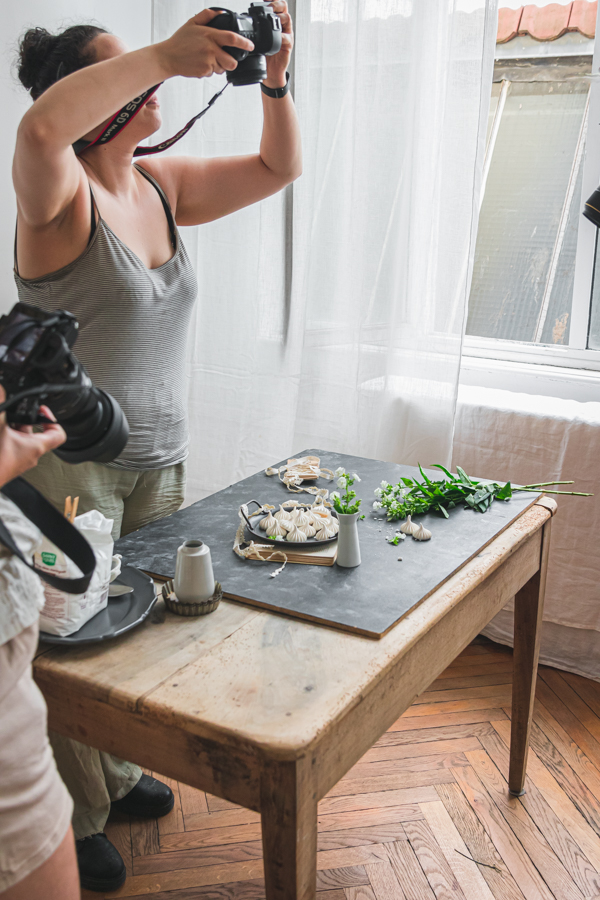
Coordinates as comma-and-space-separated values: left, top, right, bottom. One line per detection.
82, 637, 600, 900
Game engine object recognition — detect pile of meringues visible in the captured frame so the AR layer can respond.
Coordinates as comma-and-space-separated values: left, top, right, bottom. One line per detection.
259, 502, 339, 542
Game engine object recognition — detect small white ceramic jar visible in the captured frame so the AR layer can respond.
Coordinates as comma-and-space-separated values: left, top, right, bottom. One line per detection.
174, 540, 215, 603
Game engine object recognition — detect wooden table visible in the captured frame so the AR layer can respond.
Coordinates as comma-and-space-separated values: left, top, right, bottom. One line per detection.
34, 496, 556, 900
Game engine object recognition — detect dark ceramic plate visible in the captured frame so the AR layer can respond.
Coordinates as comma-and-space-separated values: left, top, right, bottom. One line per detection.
242, 499, 338, 548
38, 565, 156, 645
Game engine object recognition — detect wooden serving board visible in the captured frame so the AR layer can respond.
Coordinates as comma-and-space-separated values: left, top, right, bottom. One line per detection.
115, 449, 542, 638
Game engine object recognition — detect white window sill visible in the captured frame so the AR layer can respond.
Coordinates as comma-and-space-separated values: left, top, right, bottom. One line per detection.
459, 354, 600, 403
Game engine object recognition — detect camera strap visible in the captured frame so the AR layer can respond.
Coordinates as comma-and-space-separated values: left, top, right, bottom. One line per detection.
0, 477, 95, 594
73, 82, 230, 158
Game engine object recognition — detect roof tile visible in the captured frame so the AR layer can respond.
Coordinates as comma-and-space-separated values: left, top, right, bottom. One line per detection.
519, 3, 572, 41
497, 1, 597, 42
569, 0, 597, 36
497, 7, 524, 42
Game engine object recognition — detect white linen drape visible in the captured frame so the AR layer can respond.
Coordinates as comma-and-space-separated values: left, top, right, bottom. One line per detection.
152, 0, 498, 502
453, 386, 600, 682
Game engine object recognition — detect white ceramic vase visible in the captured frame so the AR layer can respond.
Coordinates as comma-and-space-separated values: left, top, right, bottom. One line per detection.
174, 540, 215, 602
336, 512, 361, 568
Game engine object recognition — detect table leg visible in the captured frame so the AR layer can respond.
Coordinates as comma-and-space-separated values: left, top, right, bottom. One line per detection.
261, 757, 318, 900
508, 516, 552, 795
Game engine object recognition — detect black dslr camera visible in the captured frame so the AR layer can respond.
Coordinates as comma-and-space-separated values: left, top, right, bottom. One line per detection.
208, 2, 282, 85
583, 187, 600, 228
0, 302, 128, 464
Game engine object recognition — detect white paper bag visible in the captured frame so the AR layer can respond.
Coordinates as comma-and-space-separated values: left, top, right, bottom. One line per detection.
37, 510, 114, 636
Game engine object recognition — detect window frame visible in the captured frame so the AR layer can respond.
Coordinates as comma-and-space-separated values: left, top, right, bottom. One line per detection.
462, 2, 600, 379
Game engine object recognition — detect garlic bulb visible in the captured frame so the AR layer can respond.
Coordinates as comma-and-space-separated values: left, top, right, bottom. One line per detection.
413, 522, 432, 541
265, 517, 288, 538
285, 523, 308, 542
399, 515, 419, 536
274, 504, 292, 524
259, 510, 276, 532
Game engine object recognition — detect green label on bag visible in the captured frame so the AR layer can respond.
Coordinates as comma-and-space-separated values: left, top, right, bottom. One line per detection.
41, 552, 57, 566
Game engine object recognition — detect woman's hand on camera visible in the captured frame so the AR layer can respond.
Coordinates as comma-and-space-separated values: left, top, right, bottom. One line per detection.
264, 1, 293, 87
158, 9, 255, 79
0, 387, 65, 488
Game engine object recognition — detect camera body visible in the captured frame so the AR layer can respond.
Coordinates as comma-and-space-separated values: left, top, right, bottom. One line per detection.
0, 302, 128, 464
208, 2, 282, 85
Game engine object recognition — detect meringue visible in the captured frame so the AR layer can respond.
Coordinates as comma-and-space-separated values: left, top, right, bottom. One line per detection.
314, 522, 333, 541
413, 523, 432, 541
291, 508, 311, 529
259, 510, 276, 531
265, 517, 288, 538
274, 505, 292, 524
285, 523, 308, 542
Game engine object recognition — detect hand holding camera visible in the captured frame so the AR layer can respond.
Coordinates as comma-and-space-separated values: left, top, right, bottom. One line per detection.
157, 8, 256, 81
262, 1, 293, 87
158, 3, 291, 86
0, 386, 65, 488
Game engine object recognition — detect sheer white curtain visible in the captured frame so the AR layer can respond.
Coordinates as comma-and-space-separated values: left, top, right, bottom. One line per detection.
152, 0, 498, 502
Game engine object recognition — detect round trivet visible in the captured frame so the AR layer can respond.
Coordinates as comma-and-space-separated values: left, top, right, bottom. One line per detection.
161, 580, 222, 617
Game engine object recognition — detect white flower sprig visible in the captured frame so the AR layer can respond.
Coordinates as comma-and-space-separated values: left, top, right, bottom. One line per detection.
330, 467, 362, 515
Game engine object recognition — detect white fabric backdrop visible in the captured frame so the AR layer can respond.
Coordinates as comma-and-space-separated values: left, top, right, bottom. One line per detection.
152, 0, 498, 502
453, 386, 600, 682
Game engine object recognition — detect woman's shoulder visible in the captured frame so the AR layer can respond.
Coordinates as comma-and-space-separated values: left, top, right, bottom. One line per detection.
134, 158, 179, 210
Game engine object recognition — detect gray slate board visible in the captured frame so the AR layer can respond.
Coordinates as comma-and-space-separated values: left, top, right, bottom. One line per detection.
115, 449, 541, 639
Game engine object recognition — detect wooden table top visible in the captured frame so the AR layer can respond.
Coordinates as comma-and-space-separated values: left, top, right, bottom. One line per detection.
34, 501, 551, 761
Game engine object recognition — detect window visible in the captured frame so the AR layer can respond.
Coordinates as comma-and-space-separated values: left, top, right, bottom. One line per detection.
465, 23, 600, 371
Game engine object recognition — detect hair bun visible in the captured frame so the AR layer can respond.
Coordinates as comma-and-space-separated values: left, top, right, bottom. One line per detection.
18, 28, 58, 92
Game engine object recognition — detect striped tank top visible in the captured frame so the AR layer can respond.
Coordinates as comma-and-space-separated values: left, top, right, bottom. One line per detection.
14, 165, 198, 471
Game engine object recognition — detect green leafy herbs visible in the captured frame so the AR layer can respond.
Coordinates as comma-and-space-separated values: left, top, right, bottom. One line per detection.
373, 465, 592, 522
386, 534, 406, 545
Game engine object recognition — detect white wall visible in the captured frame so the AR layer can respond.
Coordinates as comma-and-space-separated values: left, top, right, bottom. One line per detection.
0, 1, 152, 313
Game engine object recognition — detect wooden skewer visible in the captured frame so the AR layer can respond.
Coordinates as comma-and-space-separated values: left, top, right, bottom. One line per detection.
64, 496, 72, 520
70, 496, 79, 521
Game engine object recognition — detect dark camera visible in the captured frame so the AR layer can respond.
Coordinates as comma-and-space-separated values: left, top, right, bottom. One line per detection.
208, 2, 282, 85
583, 187, 600, 228
0, 302, 128, 464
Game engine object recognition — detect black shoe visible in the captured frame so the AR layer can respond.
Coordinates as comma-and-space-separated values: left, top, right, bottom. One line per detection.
111, 773, 174, 818
76, 833, 126, 892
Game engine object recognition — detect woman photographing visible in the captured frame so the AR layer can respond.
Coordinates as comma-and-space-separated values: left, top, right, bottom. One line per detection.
10, 5, 300, 891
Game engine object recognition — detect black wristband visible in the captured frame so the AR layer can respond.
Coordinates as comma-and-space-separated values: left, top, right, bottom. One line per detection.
261, 72, 290, 99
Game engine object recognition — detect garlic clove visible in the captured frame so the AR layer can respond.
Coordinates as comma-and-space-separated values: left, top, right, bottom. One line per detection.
399, 515, 419, 536
413, 522, 432, 541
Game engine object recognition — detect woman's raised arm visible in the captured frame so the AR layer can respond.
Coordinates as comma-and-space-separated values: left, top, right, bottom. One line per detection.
12, 12, 254, 228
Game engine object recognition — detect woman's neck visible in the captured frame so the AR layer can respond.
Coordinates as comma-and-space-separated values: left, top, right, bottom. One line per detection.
80, 142, 141, 195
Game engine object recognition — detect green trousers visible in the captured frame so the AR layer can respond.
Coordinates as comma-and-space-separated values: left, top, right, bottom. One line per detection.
25, 453, 186, 838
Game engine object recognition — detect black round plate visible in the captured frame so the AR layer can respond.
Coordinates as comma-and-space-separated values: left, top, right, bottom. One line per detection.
38, 565, 157, 646
247, 507, 338, 548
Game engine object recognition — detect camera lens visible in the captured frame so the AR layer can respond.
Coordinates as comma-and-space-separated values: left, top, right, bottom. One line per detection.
52, 388, 129, 464
228, 54, 268, 85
